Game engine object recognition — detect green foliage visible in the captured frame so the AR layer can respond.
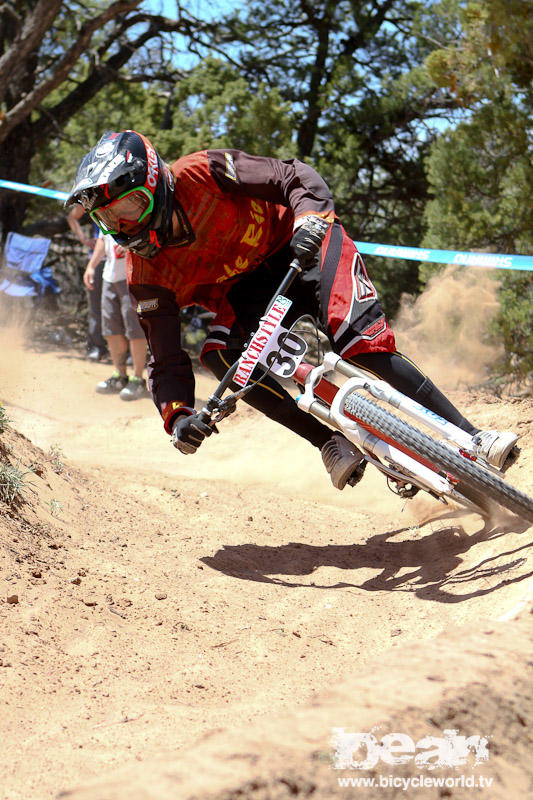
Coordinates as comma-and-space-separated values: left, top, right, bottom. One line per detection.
25, 2, 460, 316
364, 256, 421, 319
493, 272, 533, 380
423, 103, 532, 254
48, 445, 65, 475
424, 0, 533, 104
34, 58, 295, 193
421, 0, 532, 379
225, 0, 454, 223
143, 58, 295, 161
0, 403, 9, 434
47, 498, 63, 517
0, 460, 32, 507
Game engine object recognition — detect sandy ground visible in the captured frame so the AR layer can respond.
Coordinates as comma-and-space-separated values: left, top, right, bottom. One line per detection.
1, 269, 532, 800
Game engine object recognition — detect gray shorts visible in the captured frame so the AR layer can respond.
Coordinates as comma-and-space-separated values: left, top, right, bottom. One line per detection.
101, 279, 144, 340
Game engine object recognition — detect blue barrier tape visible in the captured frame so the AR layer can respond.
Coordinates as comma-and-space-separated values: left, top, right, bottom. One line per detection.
1, 178, 531, 270
354, 241, 533, 272
0, 178, 69, 202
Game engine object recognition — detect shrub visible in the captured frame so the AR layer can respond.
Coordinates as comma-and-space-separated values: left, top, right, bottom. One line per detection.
0, 460, 32, 506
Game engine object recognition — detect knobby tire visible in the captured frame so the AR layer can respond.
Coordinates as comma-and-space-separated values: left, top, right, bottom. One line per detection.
343, 392, 533, 524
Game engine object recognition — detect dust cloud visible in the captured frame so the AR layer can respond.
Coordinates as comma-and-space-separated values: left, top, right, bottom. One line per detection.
0, 294, 35, 349
0, 317, 31, 388
392, 265, 502, 390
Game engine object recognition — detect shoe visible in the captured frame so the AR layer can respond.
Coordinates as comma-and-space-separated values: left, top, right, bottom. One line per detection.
473, 430, 519, 470
119, 376, 149, 402
95, 372, 128, 394
321, 432, 367, 490
86, 347, 106, 361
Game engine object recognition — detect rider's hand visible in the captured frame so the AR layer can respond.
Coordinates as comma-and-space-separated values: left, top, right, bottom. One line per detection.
172, 413, 218, 454
290, 216, 331, 267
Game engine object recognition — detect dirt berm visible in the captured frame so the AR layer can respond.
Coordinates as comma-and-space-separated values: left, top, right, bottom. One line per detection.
1, 265, 532, 799
58, 609, 533, 800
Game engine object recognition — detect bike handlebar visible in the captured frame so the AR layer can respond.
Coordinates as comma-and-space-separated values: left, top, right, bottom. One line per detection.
265, 258, 303, 309
197, 258, 304, 425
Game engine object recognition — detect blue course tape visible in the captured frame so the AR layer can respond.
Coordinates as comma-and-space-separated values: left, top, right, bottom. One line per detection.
1, 178, 531, 270
354, 241, 533, 272
0, 178, 69, 202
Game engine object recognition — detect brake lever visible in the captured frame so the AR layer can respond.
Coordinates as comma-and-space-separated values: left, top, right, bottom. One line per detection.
197, 394, 237, 426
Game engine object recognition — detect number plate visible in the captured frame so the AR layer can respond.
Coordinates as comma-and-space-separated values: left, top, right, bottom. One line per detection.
233, 296, 308, 387
260, 329, 308, 378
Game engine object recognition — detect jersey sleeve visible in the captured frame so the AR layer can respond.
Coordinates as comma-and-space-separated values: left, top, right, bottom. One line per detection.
129, 283, 196, 433
206, 150, 335, 222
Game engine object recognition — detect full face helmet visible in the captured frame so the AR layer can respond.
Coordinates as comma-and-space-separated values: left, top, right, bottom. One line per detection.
65, 130, 175, 258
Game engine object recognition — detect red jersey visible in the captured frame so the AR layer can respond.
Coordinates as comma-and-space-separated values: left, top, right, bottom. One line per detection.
128, 149, 335, 430
128, 149, 334, 311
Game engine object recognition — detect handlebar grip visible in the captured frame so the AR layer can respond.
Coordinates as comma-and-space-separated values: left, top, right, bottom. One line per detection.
197, 408, 212, 426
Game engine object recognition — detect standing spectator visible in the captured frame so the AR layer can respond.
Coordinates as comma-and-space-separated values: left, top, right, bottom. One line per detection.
67, 204, 107, 360
83, 233, 148, 401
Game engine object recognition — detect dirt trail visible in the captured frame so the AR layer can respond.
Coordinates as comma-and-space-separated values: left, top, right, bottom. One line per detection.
1, 320, 532, 799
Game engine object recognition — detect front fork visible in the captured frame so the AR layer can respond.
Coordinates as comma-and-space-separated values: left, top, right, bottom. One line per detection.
295, 354, 477, 499
296, 352, 475, 450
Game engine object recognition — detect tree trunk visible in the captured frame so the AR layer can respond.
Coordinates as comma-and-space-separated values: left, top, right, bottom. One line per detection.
0, 121, 34, 238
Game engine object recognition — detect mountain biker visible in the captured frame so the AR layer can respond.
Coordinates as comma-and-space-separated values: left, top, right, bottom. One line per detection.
65, 130, 519, 489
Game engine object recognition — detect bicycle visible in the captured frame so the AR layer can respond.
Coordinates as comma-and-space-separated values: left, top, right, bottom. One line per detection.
195, 259, 533, 525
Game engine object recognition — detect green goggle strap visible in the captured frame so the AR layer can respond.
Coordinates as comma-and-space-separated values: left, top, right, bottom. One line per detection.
89, 187, 154, 235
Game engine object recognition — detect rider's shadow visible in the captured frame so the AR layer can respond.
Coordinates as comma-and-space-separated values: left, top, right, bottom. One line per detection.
200, 516, 532, 603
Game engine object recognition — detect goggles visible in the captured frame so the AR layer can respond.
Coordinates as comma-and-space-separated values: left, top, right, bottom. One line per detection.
90, 187, 154, 236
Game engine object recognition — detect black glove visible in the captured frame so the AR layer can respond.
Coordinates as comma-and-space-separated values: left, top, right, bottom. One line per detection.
172, 413, 218, 454
290, 216, 331, 267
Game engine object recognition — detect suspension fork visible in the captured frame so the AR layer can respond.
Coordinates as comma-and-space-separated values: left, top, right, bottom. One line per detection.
294, 359, 441, 476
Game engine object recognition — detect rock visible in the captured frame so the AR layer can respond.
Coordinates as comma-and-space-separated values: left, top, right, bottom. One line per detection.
7, 595, 19, 605
155, 592, 167, 601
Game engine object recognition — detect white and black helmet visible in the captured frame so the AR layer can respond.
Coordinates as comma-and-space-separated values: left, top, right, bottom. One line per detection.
66, 130, 175, 258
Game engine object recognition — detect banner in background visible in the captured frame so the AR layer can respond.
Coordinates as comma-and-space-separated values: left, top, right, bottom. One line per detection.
0, 178, 69, 202
1, 178, 532, 271
354, 241, 533, 272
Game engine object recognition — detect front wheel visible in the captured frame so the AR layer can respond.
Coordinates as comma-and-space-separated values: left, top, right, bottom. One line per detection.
343, 392, 533, 524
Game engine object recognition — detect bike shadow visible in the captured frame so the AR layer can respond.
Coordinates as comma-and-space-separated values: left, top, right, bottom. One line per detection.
200, 512, 532, 603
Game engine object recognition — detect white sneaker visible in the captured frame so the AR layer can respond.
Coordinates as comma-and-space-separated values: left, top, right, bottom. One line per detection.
473, 430, 519, 470
321, 433, 366, 490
